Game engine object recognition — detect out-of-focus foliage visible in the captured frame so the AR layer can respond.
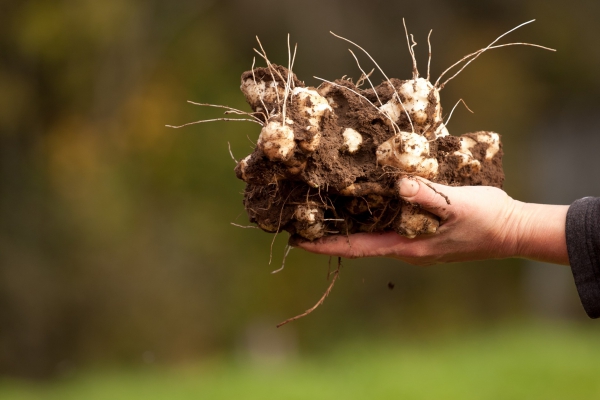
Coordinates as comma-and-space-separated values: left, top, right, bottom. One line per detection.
1, 0, 600, 379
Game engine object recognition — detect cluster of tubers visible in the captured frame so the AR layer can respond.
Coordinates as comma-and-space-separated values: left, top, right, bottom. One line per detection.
235, 61, 504, 241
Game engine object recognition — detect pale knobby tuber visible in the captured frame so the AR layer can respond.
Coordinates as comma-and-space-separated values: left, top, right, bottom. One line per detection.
376, 132, 439, 179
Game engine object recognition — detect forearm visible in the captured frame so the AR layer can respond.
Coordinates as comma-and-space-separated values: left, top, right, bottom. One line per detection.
512, 202, 569, 265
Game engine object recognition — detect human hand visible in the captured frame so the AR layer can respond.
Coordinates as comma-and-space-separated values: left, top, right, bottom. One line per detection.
291, 178, 569, 266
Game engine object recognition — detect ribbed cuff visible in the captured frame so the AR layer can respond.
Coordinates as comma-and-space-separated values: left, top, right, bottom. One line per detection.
566, 197, 600, 319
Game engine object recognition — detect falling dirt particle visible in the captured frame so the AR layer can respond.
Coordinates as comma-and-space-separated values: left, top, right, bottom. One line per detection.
387, 281, 395, 290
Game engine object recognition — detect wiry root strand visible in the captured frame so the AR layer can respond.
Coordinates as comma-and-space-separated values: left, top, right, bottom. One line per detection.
277, 257, 342, 327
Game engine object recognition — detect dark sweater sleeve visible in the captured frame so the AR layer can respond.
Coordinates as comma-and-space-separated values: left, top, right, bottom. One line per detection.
566, 197, 600, 318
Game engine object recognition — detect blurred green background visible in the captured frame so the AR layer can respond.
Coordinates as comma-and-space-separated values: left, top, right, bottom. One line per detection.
3, 0, 600, 398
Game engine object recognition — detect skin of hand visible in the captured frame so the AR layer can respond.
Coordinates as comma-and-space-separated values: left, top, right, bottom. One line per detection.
291, 178, 570, 266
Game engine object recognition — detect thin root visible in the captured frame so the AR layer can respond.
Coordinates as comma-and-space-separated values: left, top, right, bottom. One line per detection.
231, 222, 259, 229
272, 244, 292, 274
444, 98, 474, 126
277, 257, 342, 327
290, 42, 298, 89
403, 19, 419, 80
359, 196, 373, 215
437, 42, 556, 89
435, 20, 556, 89
356, 68, 375, 89
166, 118, 262, 129
186, 101, 265, 125
380, 201, 402, 229
427, 29, 432, 82
348, 49, 382, 105
227, 142, 238, 163
416, 177, 451, 205
282, 34, 294, 122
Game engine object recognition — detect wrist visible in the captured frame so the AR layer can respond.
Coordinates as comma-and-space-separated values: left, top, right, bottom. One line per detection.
512, 202, 569, 265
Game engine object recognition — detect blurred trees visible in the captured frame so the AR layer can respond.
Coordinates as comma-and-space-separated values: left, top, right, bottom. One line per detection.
1, 0, 600, 378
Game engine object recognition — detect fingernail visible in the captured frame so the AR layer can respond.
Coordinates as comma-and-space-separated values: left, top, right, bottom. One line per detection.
398, 178, 419, 198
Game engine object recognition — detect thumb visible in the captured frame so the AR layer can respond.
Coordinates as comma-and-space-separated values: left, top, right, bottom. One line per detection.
397, 177, 453, 219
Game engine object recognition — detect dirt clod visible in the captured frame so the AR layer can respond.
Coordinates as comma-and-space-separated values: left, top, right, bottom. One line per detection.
236, 65, 504, 241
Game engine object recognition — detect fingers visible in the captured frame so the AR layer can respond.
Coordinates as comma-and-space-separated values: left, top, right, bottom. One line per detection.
291, 178, 460, 260
291, 232, 406, 258
397, 178, 454, 220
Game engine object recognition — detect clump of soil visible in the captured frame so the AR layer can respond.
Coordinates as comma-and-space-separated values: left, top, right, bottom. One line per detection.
235, 65, 504, 241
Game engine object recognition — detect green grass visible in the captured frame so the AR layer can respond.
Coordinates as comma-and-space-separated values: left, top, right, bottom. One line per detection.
3, 323, 600, 400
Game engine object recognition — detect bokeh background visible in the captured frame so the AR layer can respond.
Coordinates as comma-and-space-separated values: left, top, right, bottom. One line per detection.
3, 0, 600, 398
